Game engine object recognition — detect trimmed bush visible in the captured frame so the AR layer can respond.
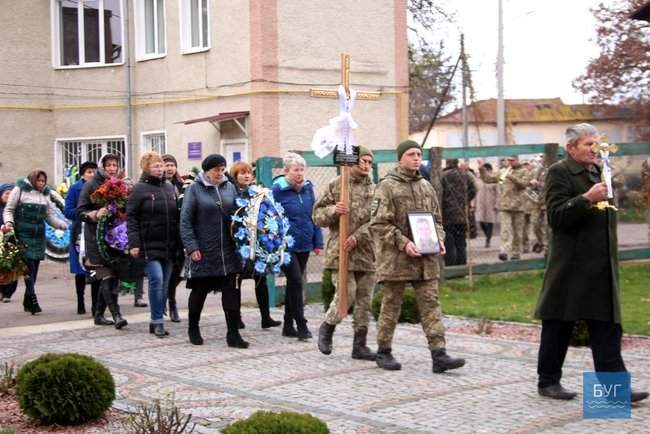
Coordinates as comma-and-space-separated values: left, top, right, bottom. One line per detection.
570, 320, 590, 347
222, 411, 329, 434
371, 287, 421, 324
16, 353, 115, 425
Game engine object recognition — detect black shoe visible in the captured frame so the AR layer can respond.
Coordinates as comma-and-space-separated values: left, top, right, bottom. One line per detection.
77, 302, 86, 315
170, 306, 181, 323
113, 313, 128, 329
154, 323, 168, 338
538, 384, 577, 400
351, 327, 376, 361
134, 299, 148, 307
149, 323, 170, 336
431, 348, 465, 373
22, 294, 31, 312
261, 317, 281, 329
632, 390, 649, 403
498, 253, 508, 261
226, 331, 250, 349
318, 322, 336, 355
188, 327, 203, 345
30, 303, 42, 315
94, 315, 114, 326
376, 349, 401, 371
282, 325, 298, 338
297, 323, 312, 341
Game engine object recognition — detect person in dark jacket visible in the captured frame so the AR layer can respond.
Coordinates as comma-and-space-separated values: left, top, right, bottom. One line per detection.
180, 154, 247, 348
64, 161, 99, 315
272, 152, 324, 341
76, 154, 128, 329
127, 152, 179, 338
535, 123, 648, 403
162, 153, 184, 323
441, 159, 477, 266
3, 171, 68, 314
0, 183, 18, 302
230, 160, 282, 330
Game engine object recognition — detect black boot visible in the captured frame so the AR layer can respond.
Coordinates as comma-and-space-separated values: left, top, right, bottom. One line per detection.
94, 314, 114, 326
351, 327, 376, 361
169, 299, 181, 323
93, 288, 113, 325
76, 286, 86, 315
188, 327, 203, 345
22, 292, 31, 313
296, 321, 312, 341
282, 321, 298, 338
317, 322, 336, 355
28, 293, 42, 315
149, 323, 169, 336
376, 348, 401, 370
90, 280, 100, 317
112, 312, 128, 329
431, 348, 465, 373
225, 310, 249, 349
256, 277, 281, 328
104, 284, 127, 329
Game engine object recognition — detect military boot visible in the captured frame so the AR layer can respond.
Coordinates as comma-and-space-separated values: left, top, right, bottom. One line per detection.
317, 322, 336, 355
431, 348, 465, 373
351, 327, 376, 361
376, 348, 401, 371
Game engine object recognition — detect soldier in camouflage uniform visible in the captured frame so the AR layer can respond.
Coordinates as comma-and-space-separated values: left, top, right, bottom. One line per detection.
480, 155, 532, 260
371, 140, 465, 373
314, 146, 376, 361
527, 157, 548, 254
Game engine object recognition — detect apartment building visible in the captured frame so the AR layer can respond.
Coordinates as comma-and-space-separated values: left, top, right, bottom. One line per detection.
0, 0, 408, 182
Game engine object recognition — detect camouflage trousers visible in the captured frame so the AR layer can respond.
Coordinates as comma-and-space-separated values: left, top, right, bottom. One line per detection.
529, 207, 547, 253
324, 271, 375, 331
376, 280, 446, 351
499, 210, 525, 256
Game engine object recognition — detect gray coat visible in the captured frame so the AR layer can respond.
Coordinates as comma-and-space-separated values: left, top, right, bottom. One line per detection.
180, 172, 241, 278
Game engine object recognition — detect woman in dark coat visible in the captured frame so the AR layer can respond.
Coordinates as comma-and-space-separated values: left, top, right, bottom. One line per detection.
127, 152, 179, 338
76, 154, 128, 329
64, 161, 99, 315
3, 171, 68, 314
272, 152, 324, 341
230, 161, 281, 329
180, 154, 247, 347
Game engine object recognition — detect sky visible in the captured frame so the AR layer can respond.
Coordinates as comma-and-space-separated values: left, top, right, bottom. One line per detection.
430, 0, 603, 105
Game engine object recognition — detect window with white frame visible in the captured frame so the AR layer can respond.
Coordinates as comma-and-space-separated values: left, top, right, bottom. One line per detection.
52, 0, 124, 67
179, 0, 210, 53
56, 137, 127, 182
134, 0, 166, 59
142, 131, 166, 154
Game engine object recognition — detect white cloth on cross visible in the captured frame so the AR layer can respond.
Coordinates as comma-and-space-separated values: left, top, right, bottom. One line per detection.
600, 148, 614, 199
311, 85, 358, 159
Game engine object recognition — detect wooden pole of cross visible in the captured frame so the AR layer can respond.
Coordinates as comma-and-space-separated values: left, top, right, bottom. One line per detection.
309, 53, 379, 319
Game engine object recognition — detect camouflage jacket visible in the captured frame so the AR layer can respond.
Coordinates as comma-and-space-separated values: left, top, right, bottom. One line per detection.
370, 166, 445, 282
524, 165, 547, 212
642, 159, 650, 208
313, 174, 375, 271
480, 164, 532, 212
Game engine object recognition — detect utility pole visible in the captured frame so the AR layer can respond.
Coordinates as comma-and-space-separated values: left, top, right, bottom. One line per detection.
461, 34, 469, 148
496, 0, 505, 145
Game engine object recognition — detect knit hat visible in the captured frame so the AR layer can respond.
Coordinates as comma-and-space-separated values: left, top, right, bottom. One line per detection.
79, 161, 98, 176
201, 154, 227, 172
0, 182, 14, 195
358, 145, 374, 159
396, 140, 421, 161
162, 154, 178, 166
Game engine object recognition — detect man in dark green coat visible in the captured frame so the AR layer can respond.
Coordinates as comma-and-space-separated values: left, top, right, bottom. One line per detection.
535, 123, 648, 403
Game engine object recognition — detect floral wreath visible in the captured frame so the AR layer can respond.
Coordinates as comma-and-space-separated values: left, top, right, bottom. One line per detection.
0, 229, 28, 283
231, 185, 294, 274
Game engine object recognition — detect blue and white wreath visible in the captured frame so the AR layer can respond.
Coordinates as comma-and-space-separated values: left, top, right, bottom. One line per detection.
231, 185, 294, 274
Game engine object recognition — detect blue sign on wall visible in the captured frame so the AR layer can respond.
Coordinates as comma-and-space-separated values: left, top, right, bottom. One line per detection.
188, 142, 202, 160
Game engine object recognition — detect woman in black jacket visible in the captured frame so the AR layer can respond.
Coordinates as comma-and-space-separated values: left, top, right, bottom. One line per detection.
180, 154, 247, 348
127, 152, 179, 338
76, 154, 128, 329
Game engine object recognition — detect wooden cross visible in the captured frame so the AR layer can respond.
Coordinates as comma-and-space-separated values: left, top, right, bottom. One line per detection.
310, 53, 378, 318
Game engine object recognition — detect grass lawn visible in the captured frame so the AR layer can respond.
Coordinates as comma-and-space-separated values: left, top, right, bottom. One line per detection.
440, 261, 650, 336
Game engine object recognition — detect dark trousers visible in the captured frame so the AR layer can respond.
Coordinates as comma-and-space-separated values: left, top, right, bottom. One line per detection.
537, 319, 627, 388
24, 259, 40, 298
443, 224, 467, 266
168, 263, 182, 309
480, 222, 493, 243
237, 273, 272, 320
187, 274, 239, 330
281, 251, 310, 327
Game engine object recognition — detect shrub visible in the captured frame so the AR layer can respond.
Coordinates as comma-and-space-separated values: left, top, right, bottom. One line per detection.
371, 287, 421, 324
121, 395, 195, 434
222, 411, 329, 434
16, 353, 115, 425
570, 320, 590, 347
0, 427, 19, 434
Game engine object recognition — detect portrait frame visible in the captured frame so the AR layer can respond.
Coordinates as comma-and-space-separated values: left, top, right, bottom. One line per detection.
407, 211, 440, 255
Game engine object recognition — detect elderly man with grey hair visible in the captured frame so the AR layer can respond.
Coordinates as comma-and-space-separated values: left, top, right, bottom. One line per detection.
534, 123, 648, 402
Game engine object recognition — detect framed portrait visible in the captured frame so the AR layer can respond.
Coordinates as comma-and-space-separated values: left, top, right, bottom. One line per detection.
407, 211, 440, 255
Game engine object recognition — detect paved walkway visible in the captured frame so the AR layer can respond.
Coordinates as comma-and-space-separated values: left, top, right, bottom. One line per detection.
1, 311, 648, 433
